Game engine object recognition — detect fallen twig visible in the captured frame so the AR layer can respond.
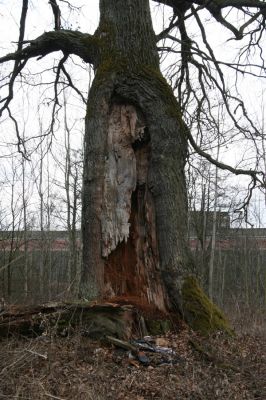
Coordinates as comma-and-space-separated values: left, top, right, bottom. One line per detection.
45, 393, 66, 400
25, 348, 48, 359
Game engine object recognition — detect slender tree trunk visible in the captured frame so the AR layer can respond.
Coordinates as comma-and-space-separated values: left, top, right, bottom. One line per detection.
7, 160, 16, 299
22, 156, 29, 300
39, 140, 45, 299
209, 167, 218, 301
71, 162, 79, 295
46, 148, 52, 301
63, 97, 79, 297
80, 0, 194, 312
244, 235, 250, 307
208, 134, 221, 302
221, 253, 226, 306
64, 99, 72, 291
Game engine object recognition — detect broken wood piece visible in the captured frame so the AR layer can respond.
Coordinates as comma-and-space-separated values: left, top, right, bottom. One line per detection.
106, 336, 137, 351
131, 339, 155, 352
0, 303, 134, 339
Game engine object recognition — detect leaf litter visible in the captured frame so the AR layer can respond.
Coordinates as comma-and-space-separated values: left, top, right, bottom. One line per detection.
0, 324, 265, 399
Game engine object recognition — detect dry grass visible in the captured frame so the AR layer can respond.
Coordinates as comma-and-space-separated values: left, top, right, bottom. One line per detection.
226, 305, 266, 337
0, 310, 265, 400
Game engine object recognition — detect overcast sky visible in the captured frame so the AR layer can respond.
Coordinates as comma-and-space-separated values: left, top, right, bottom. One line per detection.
0, 1, 265, 227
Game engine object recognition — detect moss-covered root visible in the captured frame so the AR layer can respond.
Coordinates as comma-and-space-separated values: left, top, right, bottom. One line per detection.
181, 276, 233, 336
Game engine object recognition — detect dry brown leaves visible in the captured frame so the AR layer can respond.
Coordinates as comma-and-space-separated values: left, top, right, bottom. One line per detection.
0, 324, 265, 399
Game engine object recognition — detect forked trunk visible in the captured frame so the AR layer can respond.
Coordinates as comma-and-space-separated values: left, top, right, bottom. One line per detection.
80, 0, 194, 312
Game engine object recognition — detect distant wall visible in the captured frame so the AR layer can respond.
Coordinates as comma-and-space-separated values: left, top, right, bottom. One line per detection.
0, 231, 80, 304
0, 229, 265, 308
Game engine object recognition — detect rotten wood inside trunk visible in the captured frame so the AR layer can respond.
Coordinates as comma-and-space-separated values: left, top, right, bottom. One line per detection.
102, 103, 168, 312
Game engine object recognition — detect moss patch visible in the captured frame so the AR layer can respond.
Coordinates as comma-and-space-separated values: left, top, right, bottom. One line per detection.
145, 319, 172, 336
182, 276, 233, 336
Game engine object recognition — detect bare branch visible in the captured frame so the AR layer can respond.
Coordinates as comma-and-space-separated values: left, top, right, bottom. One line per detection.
156, 14, 179, 41
49, 55, 68, 136
184, 123, 265, 186
60, 63, 86, 103
153, 0, 266, 11
7, 108, 30, 161
154, 0, 266, 38
0, 30, 97, 120
0, 30, 98, 66
0, 0, 29, 116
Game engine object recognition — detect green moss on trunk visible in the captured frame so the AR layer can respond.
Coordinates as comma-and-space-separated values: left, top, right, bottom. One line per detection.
145, 319, 172, 335
182, 276, 233, 336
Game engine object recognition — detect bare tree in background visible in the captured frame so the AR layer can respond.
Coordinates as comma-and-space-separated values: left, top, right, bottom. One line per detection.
63, 96, 82, 297
0, 0, 265, 314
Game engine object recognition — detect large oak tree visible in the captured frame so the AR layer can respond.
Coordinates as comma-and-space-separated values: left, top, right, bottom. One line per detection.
0, 0, 265, 316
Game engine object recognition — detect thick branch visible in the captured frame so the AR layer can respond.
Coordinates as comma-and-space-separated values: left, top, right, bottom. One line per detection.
0, 30, 98, 65
153, 0, 266, 10
154, 0, 266, 39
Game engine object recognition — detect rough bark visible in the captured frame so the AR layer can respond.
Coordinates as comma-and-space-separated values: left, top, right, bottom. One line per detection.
0, 30, 98, 65
80, 0, 194, 312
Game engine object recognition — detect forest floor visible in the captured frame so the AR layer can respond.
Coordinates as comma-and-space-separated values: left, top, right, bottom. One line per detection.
0, 309, 265, 400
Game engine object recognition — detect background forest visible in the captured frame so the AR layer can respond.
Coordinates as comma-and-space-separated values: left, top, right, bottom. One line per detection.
0, 0, 265, 319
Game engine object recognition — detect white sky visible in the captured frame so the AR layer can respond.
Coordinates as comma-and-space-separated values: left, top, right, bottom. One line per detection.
0, 0, 265, 228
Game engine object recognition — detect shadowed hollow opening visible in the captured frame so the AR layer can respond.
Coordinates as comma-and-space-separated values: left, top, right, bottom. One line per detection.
104, 132, 168, 311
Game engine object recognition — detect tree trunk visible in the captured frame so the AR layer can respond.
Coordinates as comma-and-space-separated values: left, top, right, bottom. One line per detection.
22, 156, 29, 300
208, 166, 218, 301
80, 0, 194, 312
